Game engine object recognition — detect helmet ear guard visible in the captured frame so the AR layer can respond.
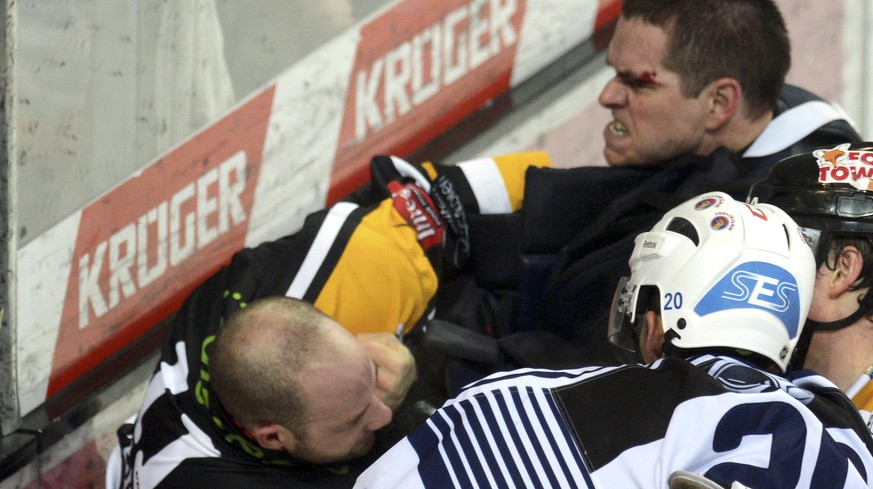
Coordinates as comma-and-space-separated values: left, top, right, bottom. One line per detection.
608, 191, 816, 372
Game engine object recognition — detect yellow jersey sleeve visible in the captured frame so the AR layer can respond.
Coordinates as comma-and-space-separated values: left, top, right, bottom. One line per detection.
424, 151, 552, 213
311, 199, 438, 337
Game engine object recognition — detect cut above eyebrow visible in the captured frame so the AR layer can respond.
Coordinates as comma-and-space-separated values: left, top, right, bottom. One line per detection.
616, 70, 661, 87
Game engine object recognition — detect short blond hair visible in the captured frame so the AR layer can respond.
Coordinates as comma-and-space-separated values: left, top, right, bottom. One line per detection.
210, 296, 334, 436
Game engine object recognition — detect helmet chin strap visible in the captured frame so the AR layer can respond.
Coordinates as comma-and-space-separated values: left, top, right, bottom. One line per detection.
789, 292, 873, 371
806, 292, 873, 331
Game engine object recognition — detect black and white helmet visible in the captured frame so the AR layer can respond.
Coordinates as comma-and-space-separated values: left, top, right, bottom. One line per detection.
608, 192, 816, 372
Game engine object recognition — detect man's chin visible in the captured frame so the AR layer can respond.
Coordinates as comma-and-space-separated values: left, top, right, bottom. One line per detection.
603, 147, 635, 167
336, 434, 377, 463
294, 437, 375, 465
350, 436, 376, 459
604, 147, 664, 168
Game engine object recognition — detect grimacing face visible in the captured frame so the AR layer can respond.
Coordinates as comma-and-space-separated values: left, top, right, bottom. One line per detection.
599, 16, 711, 167
286, 325, 393, 464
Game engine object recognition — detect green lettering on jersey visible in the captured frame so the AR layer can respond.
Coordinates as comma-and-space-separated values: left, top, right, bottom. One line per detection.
225, 434, 265, 458
195, 335, 216, 408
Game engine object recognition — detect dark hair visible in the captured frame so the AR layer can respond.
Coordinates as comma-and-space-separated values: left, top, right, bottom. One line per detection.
823, 234, 873, 293
826, 235, 873, 324
622, 0, 790, 118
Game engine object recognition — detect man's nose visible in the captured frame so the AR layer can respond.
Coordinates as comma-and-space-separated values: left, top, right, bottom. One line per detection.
366, 398, 393, 431
599, 76, 627, 108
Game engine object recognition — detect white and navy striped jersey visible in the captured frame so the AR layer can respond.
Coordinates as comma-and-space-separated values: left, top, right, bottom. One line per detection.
356, 355, 873, 488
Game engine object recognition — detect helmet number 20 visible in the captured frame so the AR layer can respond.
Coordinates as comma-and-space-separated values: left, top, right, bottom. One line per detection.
664, 292, 683, 310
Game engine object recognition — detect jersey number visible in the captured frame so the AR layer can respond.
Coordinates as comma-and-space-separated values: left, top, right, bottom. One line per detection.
664, 292, 683, 310
706, 401, 864, 487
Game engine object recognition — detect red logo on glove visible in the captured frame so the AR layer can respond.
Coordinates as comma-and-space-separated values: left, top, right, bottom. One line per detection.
388, 180, 444, 250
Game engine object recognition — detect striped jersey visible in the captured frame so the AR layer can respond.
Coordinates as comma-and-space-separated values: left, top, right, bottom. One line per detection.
355, 355, 873, 489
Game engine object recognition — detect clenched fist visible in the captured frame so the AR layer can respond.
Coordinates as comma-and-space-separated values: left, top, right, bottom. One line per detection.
356, 333, 417, 412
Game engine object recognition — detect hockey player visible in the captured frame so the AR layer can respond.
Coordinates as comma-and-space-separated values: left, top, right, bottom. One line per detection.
117, 151, 552, 488
749, 141, 873, 432
487, 0, 863, 364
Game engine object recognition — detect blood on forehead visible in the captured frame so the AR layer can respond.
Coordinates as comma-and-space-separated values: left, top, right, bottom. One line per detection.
617, 69, 661, 88
637, 71, 658, 84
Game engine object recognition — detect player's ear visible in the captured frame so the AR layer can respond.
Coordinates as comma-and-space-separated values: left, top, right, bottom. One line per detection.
252, 423, 296, 452
704, 77, 741, 130
831, 245, 865, 294
640, 311, 665, 363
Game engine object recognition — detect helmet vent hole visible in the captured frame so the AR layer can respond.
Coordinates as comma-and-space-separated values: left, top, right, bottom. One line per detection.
666, 218, 699, 246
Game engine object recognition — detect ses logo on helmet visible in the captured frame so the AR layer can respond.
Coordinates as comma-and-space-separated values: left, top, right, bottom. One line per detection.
695, 261, 801, 337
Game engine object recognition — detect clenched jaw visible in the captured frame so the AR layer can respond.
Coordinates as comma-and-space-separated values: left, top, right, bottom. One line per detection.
609, 121, 628, 135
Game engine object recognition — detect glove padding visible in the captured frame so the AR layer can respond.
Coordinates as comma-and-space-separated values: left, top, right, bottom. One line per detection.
429, 174, 470, 270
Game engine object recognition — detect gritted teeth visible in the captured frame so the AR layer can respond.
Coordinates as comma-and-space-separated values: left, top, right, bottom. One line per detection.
610, 121, 628, 135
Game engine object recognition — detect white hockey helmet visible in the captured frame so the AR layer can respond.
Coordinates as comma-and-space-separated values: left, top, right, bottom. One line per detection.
608, 191, 816, 372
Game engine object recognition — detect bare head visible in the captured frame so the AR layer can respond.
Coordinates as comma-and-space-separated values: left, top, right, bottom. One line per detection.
210, 296, 393, 464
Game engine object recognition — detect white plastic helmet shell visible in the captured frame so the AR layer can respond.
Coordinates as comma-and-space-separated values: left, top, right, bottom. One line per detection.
619, 191, 816, 372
